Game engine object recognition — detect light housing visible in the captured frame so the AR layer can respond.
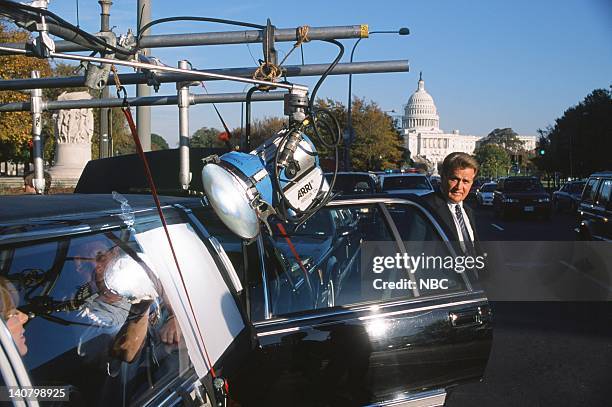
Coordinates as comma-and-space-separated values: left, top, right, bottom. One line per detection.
201, 152, 273, 239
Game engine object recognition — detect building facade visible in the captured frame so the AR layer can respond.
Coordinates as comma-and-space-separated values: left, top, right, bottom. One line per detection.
401, 73, 536, 172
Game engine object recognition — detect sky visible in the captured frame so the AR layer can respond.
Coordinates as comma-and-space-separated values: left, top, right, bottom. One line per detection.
45, 0, 612, 147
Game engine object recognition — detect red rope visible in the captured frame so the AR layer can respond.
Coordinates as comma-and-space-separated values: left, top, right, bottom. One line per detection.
275, 222, 310, 279
121, 106, 226, 391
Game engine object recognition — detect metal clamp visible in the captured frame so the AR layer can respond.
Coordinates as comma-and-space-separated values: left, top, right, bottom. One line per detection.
84, 31, 117, 90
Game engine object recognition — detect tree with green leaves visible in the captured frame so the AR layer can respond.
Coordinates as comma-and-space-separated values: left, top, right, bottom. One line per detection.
474, 143, 511, 178
191, 127, 224, 148
479, 128, 525, 153
534, 87, 612, 178
151, 133, 169, 150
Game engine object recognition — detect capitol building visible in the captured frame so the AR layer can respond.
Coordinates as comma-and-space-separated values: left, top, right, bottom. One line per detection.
401, 73, 536, 172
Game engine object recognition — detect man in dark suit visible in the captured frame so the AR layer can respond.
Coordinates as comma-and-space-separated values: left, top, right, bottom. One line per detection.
422, 152, 480, 255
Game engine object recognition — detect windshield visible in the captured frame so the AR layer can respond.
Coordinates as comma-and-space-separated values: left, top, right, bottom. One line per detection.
291, 209, 333, 236
480, 184, 497, 192
504, 179, 544, 192
327, 174, 373, 194
383, 176, 431, 191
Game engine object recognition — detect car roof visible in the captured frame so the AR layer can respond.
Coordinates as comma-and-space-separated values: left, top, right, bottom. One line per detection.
325, 172, 375, 176
379, 173, 427, 178
0, 194, 198, 224
589, 171, 612, 178
505, 176, 539, 181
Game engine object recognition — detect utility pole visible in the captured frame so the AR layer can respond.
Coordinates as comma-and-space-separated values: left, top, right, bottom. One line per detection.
98, 0, 112, 158
137, 0, 152, 151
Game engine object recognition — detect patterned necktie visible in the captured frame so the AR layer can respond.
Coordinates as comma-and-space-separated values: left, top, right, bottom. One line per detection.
455, 204, 475, 255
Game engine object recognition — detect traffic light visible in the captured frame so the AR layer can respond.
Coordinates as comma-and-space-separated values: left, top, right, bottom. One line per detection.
538, 148, 545, 156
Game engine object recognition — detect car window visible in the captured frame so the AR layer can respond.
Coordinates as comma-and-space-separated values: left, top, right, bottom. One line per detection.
0, 230, 190, 406
259, 204, 396, 317
480, 184, 496, 192
252, 202, 469, 320
570, 182, 586, 194
583, 178, 600, 203
326, 174, 373, 195
382, 176, 431, 191
504, 179, 544, 192
596, 179, 612, 207
384, 203, 468, 296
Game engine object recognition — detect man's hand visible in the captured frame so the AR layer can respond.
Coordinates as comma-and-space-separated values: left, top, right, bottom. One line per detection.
160, 316, 182, 345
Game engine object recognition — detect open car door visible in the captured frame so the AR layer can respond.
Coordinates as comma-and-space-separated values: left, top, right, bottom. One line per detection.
223, 198, 492, 406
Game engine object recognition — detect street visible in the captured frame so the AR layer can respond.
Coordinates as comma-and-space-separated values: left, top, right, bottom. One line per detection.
446, 203, 611, 407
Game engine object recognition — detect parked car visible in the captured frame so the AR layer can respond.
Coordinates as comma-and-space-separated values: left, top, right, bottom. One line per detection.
0, 192, 492, 407
552, 180, 586, 213
379, 173, 434, 196
575, 171, 612, 241
467, 178, 486, 203
476, 182, 497, 206
493, 176, 552, 219
324, 171, 380, 195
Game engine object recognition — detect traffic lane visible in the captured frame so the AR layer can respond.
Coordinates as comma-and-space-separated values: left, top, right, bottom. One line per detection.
445, 302, 612, 407
467, 202, 577, 241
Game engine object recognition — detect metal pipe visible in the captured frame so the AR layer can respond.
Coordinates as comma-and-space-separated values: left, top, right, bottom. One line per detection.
30, 71, 44, 194
137, 0, 152, 152
0, 25, 367, 53
0, 59, 409, 90
244, 86, 258, 151
345, 37, 363, 171
99, 0, 112, 31
0, 91, 288, 112
98, 0, 113, 158
178, 60, 191, 190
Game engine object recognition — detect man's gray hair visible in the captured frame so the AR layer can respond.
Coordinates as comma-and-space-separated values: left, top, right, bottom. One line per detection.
440, 152, 479, 178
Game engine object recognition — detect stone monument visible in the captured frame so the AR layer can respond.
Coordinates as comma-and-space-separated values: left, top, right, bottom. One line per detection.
48, 91, 94, 183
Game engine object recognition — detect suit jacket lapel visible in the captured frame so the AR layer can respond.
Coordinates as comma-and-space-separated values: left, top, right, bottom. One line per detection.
432, 192, 461, 242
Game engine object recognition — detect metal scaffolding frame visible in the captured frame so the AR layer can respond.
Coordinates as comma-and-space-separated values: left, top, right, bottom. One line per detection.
0, 2, 410, 193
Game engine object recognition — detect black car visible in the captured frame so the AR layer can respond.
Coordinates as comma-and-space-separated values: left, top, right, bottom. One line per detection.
0, 192, 492, 407
493, 176, 552, 219
552, 180, 586, 213
575, 171, 612, 241
324, 172, 381, 195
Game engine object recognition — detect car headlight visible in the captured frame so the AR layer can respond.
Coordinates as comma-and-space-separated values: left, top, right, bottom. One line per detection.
538, 197, 550, 203
502, 197, 518, 203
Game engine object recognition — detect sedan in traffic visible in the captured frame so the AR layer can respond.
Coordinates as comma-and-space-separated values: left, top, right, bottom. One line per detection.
493, 176, 552, 219
476, 182, 497, 206
379, 173, 434, 196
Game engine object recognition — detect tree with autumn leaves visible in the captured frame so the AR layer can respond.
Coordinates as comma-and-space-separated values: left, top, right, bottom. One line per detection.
189, 98, 405, 171
0, 20, 51, 165
311, 97, 404, 171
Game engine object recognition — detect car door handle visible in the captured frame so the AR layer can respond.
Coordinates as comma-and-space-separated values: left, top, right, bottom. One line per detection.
449, 306, 490, 327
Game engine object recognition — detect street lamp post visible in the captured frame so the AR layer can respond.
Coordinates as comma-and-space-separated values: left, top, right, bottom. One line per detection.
345, 27, 409, 171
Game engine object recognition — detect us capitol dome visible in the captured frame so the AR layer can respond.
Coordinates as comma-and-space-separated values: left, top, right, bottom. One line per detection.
402, 72, 481, 171
401, 73, 535, 172
404, 72, 441, 132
